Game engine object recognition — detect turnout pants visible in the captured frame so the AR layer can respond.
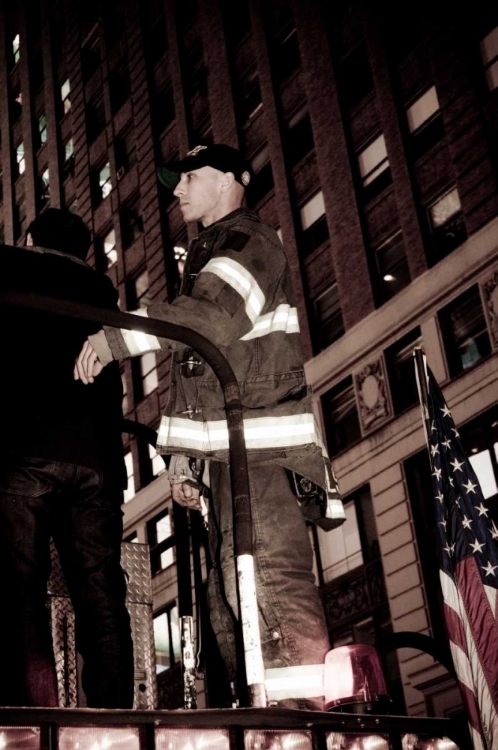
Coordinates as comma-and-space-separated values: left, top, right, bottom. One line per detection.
208, 460, 330, 710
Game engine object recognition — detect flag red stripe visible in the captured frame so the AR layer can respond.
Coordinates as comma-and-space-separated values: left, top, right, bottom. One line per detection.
458, 677, 485, 737
443, 601, 469, 655
456, 556, 498, 710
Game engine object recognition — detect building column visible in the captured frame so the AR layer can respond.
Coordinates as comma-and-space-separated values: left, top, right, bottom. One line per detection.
364, 7, 428, 281
291, 0, 376, 330
198, 0, 239, 148
250, 0, 313, 358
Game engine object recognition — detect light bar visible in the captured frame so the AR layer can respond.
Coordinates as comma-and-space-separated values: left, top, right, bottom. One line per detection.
0, 727, 40, 750
155, 727, 230, 750
58, 726, 140, 750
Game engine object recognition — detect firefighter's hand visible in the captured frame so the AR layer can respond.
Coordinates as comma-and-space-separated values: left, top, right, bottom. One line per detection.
171, 482, 202, 511
74, 339, 104, 384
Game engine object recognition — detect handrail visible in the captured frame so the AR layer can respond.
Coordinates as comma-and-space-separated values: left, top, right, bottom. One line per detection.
0, 288, 266, 707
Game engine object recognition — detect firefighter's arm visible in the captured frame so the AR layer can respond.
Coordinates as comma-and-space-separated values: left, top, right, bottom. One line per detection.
146, 231, 286, 349
74, 307, 174, 383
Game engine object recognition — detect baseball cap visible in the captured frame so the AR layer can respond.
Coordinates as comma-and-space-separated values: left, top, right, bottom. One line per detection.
158, 144, 252, 189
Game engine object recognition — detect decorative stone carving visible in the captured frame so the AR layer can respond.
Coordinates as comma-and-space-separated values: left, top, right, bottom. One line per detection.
354, 356, 391, 433
323, 559, 387, 629
481, 269, 498, 350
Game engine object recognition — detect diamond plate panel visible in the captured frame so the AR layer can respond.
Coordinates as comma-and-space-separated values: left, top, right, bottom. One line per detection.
48, 541, 156, 708
129, 602, 157, 709
121, 542, 153, 604
50, 595, 78, 707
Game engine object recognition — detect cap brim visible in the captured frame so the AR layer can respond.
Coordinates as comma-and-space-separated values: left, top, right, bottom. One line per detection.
157, 166, 181, 189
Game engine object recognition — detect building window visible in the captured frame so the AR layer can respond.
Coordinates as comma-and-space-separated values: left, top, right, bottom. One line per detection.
385, 327, 422, 415
406, 86, 444, 160
121, 196, 143, 249
37, 113, 47, 147
174, 243, 188, 280
12, 33, 20, 65
153, 604, 181, 673
123, 451, 135, 503
86, 93, 106, 143
427, 187, 467, 263
373, 231, 411, 303
109, 61, 131, 114
338, 43, 374, 111
285, 108, 314, 168
32, 48, 44, 92
104, 5, 126, 49
149, 444, 166, 476
317, 484, 378, 585
115, 128, 137, 176
439, 285, 491, 377
14, 199, 27, 241
124, 531, 138, 544
96, 227, 117, 271
140, 352, 159, 396
131, 270, 151, 309
221, 0, 251, 49
149, 9, 168, 64
357, 134, 392, 201
480, 27, 498, 92
246, 146, 274, 208
15, 142, 25, 177
237, 65, 262, 124
312, 283, 344, 351
274, 26, 301, 86
319, 498, 362, 582
39, 168, 50, 207
459, 406, 498, 511
148, 510, 175, 575
63, 137, 75, 176
154, 85, 175, 134
299, 191, 329, 256
11, 87, 22, 123
81, 34, 100, 82
121, 371, 129, 414
61, 79, 71, 114
92, 162, 112, 205
322, 376, 361, 457
128, 270, 158, 399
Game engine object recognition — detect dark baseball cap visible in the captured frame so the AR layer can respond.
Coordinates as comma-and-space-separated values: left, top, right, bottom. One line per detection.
158, 144, 252, 189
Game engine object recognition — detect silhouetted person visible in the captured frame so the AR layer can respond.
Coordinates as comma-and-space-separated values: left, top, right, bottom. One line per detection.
0, 208, 134, 708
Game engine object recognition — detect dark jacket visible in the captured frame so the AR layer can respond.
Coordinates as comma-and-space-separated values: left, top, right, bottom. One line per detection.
0, 243, 125, 478
95, 209, 344, 526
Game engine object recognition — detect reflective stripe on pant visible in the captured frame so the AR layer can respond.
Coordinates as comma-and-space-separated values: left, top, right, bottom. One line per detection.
207, 460, 330, 710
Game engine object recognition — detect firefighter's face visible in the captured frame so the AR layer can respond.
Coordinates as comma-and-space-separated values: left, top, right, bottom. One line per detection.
173, 166, 226, 227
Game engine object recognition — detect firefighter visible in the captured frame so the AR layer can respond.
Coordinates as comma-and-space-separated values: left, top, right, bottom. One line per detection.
75, 144, 345, 709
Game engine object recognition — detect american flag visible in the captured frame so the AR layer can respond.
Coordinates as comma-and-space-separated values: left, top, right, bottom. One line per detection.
414, 350, 498, 750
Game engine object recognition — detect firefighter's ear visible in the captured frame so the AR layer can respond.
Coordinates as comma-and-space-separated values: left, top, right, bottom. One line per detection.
221, 172, 235, 192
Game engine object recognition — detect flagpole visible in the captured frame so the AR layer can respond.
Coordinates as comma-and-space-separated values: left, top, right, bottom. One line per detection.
413, 347, 430, 446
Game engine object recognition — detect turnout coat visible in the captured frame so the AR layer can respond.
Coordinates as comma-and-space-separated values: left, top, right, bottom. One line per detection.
93, 208, 345, 528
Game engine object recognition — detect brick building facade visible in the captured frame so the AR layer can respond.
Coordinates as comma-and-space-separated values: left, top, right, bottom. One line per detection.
1, 0, 498, 716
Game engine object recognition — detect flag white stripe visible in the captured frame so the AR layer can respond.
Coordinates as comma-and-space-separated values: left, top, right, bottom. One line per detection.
241, 304, 300, 340
202, 257, 265, 324
471, 726, 486, 750
440, 570, 498, 746
484, 584, 497, 618
120, 308, 162, 356
449, 641, 476, 694
157, 413, 321, 451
